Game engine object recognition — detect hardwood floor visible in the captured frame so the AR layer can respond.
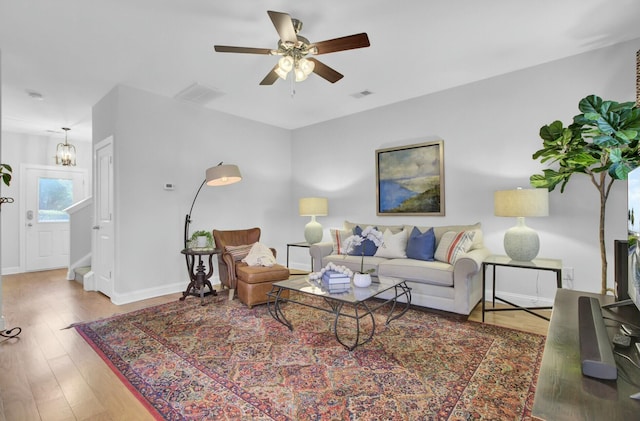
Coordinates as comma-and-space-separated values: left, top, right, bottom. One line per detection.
0, 269, 550, 420
0, 270, 180, 421
468, 299, 551, 336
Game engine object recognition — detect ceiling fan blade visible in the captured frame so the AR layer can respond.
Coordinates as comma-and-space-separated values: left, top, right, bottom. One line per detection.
267, 10, 297, 44
214, 45, 273, 54
308, 58, 344, 83
259, 65, 280, 85
311, 33, 370, 55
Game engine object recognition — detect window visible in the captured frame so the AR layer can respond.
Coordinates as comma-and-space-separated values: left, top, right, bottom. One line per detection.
38, 177, 73, 222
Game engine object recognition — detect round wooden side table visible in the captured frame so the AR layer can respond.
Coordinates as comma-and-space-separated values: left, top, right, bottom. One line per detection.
180, 248, 220, 305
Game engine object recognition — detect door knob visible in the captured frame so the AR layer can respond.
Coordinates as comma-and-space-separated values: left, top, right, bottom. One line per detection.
92, 225, 101, 230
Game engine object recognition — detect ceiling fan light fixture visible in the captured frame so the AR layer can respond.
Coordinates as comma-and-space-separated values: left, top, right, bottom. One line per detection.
275, 66, 290, 80
214, 11, 370, 86
294, 67, 308, 82
298, 58, 315, 76
278, 55, 294, 72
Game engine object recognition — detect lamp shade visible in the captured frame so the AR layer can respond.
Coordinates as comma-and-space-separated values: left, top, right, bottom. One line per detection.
206, 164, 242, 186
494, 188, 548, 261
494, 188, 549, 217
184, 163, 242, 248
299, 197, 328, 216
299, 197, 328, 244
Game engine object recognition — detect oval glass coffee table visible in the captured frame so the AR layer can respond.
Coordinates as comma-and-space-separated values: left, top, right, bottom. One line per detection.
267, 276, 411, 350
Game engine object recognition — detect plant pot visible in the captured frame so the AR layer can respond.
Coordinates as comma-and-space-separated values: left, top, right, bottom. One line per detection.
353, 273, 372, 288
196, 236, 208, 248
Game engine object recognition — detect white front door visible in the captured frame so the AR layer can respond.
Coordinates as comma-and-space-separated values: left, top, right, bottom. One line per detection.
94, 138, 114, 297
23, 165, 88, 271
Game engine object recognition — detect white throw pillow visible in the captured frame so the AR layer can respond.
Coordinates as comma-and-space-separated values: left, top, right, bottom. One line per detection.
434, 231, 475, 264
242, 242, 277, 267
374, 228, 408, 259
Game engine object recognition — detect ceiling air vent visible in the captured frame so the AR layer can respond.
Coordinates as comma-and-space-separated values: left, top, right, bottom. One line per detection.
174, 83, 224, 105
351, 90, 374, 99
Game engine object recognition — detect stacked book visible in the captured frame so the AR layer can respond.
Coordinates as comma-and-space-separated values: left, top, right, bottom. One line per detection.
321, 270, 351, 293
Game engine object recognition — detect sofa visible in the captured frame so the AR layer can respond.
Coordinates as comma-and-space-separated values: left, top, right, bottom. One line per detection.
309, 221, 491, 315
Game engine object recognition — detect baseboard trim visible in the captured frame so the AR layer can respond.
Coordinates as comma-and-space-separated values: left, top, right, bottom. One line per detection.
110, 277, 222, 306
1, 267, 21, 276
110, 282, 186, 305
287, 261, 313, 272
484, 289, 554, 308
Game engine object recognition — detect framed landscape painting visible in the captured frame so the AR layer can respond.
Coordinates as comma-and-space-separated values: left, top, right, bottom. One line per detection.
376, 141, 445, 216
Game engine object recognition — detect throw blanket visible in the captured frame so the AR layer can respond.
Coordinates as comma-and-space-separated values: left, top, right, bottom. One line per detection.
242, 242, 276, 267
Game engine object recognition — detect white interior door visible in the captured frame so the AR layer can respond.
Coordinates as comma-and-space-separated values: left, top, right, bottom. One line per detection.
23, 165, 87, 271
94, 138, 114, 297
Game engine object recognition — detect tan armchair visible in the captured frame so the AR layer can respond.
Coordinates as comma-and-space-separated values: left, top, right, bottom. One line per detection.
213, 227, 290, 308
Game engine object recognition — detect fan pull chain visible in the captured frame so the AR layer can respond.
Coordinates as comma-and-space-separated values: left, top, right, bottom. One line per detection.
290, 73, 296, 98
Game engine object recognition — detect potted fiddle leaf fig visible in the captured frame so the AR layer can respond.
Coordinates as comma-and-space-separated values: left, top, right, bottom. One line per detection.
1, 163, 12, 186
0, 164, 14, 208
530, 94, 640, 294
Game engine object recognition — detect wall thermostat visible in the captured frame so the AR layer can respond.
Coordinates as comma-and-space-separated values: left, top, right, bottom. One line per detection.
164, 183, 175, 191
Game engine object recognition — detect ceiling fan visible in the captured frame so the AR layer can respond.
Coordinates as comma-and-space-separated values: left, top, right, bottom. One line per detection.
214, 10, 370, 85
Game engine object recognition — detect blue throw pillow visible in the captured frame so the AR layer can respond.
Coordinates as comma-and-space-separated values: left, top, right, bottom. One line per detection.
406, 226, 435, 261
350, 226, 379, 256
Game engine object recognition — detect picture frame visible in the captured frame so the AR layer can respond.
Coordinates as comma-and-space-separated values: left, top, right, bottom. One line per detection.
376, 140, 445, 216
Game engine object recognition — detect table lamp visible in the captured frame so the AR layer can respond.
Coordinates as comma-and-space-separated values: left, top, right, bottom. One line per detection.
299, 197, 328, 244
494, 188, 549, 261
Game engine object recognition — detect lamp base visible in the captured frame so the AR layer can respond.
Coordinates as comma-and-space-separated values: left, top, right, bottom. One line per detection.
304, 216, 323, 244
503, 217, 540, 261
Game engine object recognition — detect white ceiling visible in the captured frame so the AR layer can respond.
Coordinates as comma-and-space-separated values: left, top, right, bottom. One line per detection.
2, 0, 640, 143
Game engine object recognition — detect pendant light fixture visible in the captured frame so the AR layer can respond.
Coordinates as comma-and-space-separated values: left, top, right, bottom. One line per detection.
56, 127, 76, 166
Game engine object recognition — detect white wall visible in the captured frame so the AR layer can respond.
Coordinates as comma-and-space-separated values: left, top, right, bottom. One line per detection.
291, 39, 639, 301
0, 131, 92, 272
4, 39, 638, 307
92, 85, 293, 303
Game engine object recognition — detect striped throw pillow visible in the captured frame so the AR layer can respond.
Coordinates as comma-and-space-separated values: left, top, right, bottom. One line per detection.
225, 244, 253, 261
330, 228, 352, 255
434, 231, 475, 264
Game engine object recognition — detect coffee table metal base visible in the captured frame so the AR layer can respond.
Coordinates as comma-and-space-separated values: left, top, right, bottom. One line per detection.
267, 281, 411, 351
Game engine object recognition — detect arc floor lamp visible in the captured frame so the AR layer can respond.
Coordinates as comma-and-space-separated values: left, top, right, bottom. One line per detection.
184, 162, 242, 248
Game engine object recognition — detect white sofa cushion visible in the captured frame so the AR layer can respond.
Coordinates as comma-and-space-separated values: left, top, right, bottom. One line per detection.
374, 228, 408, 259
378, 258, 454, 287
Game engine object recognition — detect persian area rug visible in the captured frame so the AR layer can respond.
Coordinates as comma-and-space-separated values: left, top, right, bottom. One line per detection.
74, 291, 544, 420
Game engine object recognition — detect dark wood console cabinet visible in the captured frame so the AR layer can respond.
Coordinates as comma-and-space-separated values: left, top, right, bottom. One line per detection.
532, 289, 640, 420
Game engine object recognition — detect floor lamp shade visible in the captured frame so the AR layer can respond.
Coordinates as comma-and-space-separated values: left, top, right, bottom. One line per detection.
494, 188, 549, 261
206, 164, 242, 186
299, 197, 328, 244
184, 163, 242, 248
